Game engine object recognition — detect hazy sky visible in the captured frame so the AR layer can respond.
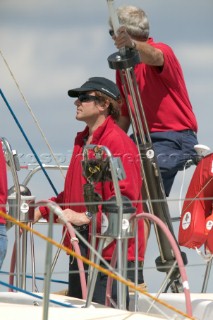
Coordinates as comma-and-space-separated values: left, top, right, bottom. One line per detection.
1, 0, 213, 294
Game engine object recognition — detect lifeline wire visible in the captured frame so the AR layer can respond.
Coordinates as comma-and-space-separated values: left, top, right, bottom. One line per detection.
0, 89, 58, 196
0, 271, 68, 285
0, 49, 65, 179
0, 280, 75, 308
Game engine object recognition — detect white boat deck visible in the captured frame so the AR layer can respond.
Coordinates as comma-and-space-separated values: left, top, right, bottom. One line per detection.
0, 292, 164, 320
1, 291, 213, 320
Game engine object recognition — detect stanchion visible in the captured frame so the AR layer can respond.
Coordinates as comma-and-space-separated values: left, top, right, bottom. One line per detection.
2, 137, 35, 290
82, 144, 134, 309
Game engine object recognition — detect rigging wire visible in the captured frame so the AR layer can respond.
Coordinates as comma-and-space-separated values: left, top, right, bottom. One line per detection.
0, 89, 58, 195
0, 49, 65, 180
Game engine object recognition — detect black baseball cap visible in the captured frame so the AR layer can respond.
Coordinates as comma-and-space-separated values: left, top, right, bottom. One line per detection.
68, 77, 121, 100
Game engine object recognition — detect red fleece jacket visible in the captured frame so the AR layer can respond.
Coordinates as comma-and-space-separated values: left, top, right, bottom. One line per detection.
40, 116, 145, 261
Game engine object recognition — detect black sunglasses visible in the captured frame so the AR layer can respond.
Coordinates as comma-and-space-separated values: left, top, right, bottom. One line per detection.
77, 94, 101, 103
109, 29, 115, 37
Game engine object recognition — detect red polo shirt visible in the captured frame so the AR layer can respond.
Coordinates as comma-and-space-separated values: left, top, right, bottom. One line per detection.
116, 38, 198, 133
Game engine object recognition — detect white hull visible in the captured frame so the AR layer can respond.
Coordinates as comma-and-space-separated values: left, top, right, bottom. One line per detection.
1, 291, 213, 320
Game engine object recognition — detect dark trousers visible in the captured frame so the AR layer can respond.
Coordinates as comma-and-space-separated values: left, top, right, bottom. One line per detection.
92, 262, 129, 308
150, 130, 198, 196
131, 130, 198, 196
127, 261, 144, 284
67, 230, 129, 308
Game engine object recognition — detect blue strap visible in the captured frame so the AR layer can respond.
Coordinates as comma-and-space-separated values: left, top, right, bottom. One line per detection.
0, 89, 58, 195
0, 280, 75, 308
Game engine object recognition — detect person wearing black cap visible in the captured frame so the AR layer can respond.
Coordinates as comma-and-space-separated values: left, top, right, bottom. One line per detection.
34, 76, 145, 308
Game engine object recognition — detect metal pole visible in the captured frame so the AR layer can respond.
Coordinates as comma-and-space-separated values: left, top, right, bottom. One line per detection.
42, 208, 54, 320
201, 259, 212, 293
1, 137, 22, 288
83, 145, 129, 309
85, 238, 105, 307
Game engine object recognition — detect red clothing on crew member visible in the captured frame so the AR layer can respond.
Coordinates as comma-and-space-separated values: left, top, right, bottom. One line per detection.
40, 116, 145, 262
117, 38, 198, 133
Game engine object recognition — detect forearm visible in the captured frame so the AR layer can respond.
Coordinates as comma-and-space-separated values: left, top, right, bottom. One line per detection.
134, 41, 164, 66
34, 209, 43, 223
58, 209, 91, 226
114, 26, 164, 67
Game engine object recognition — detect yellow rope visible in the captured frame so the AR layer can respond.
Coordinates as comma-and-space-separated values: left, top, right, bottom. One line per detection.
0, 210, 195, 319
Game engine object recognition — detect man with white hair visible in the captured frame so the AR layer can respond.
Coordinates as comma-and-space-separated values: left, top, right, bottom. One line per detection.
110, 5, 199, 197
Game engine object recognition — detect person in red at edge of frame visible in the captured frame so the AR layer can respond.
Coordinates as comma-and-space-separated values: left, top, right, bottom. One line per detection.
33, 77, 145, 308
179, 153, 213, 253
0, 140, 8, 270
109, 5, 199, 197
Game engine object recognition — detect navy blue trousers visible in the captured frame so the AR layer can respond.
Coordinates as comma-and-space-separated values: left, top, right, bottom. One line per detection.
131, 130, 198, 196
68, 230, 129, 308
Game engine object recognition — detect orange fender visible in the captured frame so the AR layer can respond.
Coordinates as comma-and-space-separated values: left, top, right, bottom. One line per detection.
178, 153, 213, 249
